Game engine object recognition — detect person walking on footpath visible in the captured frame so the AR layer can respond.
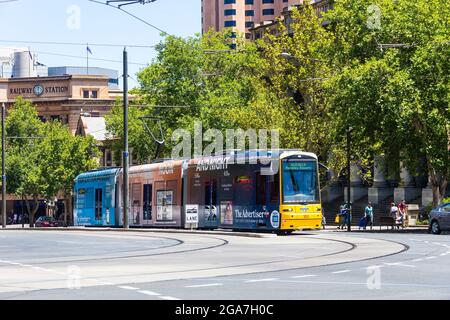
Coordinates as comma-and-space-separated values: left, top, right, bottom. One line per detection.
398, 199, 408, 228
390, 202, 399, 230
337, 204, 347, 230
364, 202, 374, 230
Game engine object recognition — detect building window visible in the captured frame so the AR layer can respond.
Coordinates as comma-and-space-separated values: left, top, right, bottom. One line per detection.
83, 89, 99, 99
246, 0, 254, 4
245, 10, 254, 16
224, 0, 236, 4
245, 33, 252, 40
230, 32, 237, 38
262, 8, 274, 15
262, 0, 274, 3
245, 21, 254, 28
224, 20, 236, 27
224, 9, 236, 16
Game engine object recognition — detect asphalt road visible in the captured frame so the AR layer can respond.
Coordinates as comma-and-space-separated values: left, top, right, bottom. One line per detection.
0, 229, 449, 300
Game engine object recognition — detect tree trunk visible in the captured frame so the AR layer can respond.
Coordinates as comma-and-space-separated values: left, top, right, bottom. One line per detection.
68, 196, 73, 226
429, 165, 448, 208
64, 197, 68, 227
24, 195, 33, 228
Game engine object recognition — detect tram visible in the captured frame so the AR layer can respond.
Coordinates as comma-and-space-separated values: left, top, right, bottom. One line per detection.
73, 150, 323, 232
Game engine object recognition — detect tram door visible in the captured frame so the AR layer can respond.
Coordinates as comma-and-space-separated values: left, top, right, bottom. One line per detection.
143, 184, 153, 225
131, 184, 141, 225
204, 179, 218, 226
95, 188, 103, 221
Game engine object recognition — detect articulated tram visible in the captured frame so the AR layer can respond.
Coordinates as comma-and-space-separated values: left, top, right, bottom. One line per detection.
73, 150, 322, 232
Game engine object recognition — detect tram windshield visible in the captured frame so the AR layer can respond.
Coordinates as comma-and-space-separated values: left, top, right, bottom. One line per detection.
282, 159, 319, 204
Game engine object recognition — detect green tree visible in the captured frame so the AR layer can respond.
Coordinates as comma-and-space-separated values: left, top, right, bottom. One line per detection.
38, 121, 99, 226
323, 0, 450, 206
5, 98, 99, 226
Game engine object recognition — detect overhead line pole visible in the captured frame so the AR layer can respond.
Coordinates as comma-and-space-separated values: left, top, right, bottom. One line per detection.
2, 103, 6, 229
123, 47, 129, 229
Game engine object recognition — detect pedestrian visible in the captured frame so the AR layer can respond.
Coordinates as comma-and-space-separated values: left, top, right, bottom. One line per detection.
398, 199, 407, 227
390, 202, 398, 230
322, 213, 326, 230
364, 202, 374, 230
337, 205, 346, 229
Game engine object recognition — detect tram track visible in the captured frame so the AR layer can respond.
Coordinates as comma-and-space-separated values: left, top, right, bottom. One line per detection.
3, 235, 230, 266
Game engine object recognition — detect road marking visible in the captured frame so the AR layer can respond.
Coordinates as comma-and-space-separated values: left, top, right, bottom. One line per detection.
425, 256, 437, 260
332, 270, 351, 274
20, 264, 33, 268
185, 283, 223, 288
245, 278, 278, 283
159, 296, 181, 300
291, 275, 317, 279
384, 262, 416, 268
138, 290, 161, 296
118, 286, 140, 291
440, 253, 446, 256
412, 258, 424, 262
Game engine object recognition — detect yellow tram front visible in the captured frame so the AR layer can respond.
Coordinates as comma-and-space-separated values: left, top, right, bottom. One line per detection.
279, 151, 322, 231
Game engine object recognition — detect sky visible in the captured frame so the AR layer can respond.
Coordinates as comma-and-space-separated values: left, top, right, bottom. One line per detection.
0, 0, 201, 87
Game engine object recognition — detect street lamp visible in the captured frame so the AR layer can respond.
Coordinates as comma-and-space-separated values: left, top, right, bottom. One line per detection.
1, 103, 5, 229
346, 126, 353, 232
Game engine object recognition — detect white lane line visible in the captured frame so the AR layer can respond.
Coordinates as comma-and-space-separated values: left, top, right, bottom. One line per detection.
245, 278, 278, 283
185, 283, 223, 288
291, 275, 317, 279
332, 270, 351, 274
118, 286, 140, 291
159, 296, 181, 300
440, 253, 446, 256
384, 262, 416, 268
412, 258, 424, 262
138, 290, 161, 296
425, 256, 437, 260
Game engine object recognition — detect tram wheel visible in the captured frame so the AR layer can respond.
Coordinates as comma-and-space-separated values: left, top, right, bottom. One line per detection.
277, 230, 293, 236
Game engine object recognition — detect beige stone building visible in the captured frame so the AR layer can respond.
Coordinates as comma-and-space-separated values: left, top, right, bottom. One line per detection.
1, 75, 119, 134
0, 74, 121, 221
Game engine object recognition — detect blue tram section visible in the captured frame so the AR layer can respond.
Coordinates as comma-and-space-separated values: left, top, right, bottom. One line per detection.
74, 168, 120, 227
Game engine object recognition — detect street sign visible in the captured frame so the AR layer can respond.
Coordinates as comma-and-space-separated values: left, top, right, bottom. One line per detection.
185, 205, 199, 225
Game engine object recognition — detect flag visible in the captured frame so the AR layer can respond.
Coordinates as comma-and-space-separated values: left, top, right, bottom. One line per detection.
87, 46, 93, 55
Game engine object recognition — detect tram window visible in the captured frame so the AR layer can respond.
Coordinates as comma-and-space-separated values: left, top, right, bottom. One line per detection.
95, 188, 103, 220
269, 173, 280, 204
143, 184, 152, 220
256, 173, 267, 205
233, 175, 253, 206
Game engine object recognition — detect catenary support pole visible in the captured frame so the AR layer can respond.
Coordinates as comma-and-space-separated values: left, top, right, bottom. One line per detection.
123, 48, 129, 229
2, 103, 6, 229
347, 127, 352, 232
